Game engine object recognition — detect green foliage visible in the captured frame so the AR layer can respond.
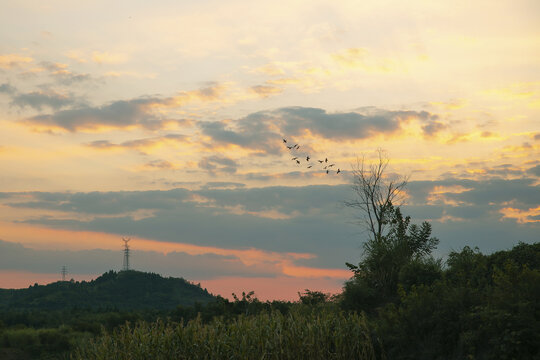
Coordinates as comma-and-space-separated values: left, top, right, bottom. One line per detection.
0, 326, 76, 359
1, 241, 538, 359
298, 289, 330, 306
371, 242, 540, 359
345, 205, 439, 306
73, 307, 375, 360
0, 270, 215, 311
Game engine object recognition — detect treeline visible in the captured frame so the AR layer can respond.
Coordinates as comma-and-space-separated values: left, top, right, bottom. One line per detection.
1, 241, 538, 359
0, 270, 214, 311
0, 270, 214, 359
343, 241, 540, 359
75, 241, 539, 360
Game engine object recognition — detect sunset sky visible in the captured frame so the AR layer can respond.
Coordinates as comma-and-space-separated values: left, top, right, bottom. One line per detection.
1, 0, 539, 300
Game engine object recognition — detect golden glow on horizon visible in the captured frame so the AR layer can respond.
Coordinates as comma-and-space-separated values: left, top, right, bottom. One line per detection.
1, 0, 538, 299
199, 276, 345, 301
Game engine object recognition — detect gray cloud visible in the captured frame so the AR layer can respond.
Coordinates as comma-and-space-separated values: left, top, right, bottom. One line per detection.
39, 61, 93, 85
273, 107, 436, 139
407, 178, 540, 207
200, 107, 440, 153
422, 121, 447, 137
4, 189, 191, 215
198, 156, 238, 175
24, 98, 171, 131
1, 177, 538, 270
203, 182, 246, 189
0, 82, 81, 110
145, 160, 174, 169
528, 165, 540, 177
0, 83, 16, 94
11, 90, 80, 110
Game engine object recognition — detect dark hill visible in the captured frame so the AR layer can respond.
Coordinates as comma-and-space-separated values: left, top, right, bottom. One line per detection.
0, 270, 215, 310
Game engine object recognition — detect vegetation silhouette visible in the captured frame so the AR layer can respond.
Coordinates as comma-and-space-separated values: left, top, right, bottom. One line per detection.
0, 270, 214, 311
1, 151, 538, 359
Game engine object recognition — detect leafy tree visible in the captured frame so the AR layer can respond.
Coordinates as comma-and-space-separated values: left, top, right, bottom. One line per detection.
345, 205, 439, 305
343, 151, 439, 307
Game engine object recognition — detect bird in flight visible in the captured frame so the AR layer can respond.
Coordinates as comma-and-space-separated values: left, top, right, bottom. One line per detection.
281, 138, 342, 175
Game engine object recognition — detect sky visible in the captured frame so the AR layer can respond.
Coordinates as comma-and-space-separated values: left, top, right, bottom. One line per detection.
0, 0, 539, 300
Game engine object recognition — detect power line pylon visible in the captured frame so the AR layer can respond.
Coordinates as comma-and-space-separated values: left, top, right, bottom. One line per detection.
61, 265, 67, 281
122, 237, 131, 271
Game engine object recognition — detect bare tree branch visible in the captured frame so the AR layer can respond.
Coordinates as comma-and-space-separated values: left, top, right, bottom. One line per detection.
344, 149, 408, 242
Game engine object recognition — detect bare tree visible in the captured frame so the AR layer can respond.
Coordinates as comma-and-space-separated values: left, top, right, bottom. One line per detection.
345, 149, 408, 242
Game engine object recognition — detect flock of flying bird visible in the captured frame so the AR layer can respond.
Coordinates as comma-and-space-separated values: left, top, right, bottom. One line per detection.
282, 138, 341, 175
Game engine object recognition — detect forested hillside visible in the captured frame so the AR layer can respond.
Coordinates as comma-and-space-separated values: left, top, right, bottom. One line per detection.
1, 243, 538, 359
0, 270, 215, 311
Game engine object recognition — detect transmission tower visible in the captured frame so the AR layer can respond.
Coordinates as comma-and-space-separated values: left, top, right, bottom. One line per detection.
122, 237, 131, 271
61, 265, 67, 281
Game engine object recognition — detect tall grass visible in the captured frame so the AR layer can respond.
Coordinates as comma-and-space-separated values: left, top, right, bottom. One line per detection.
73, 308, 375, 359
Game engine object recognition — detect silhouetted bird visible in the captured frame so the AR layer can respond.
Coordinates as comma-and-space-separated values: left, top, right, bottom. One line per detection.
307, 165, 313, 168
283, 138, 287, 143
328, 164, 335, 167
337, 169, 341, 174
318, 160, 324, 163
287, 145, 294, 149
306, 156, 310, 161
296, 160, 300, 164
325, 158, 328, 163
326, 170, 329, 174
291, 157, 298, 160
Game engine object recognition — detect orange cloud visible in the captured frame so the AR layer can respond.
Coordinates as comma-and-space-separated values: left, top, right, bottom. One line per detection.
281, 264, 350, 279
0, 54, 33, 68
0, 221, 317, 275
499, 205, 540, 224
427, 185, 472, 206
250, 85, 283, 98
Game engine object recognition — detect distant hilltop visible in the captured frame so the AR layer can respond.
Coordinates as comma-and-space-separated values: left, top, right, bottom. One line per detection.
0, 270, 215, 311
